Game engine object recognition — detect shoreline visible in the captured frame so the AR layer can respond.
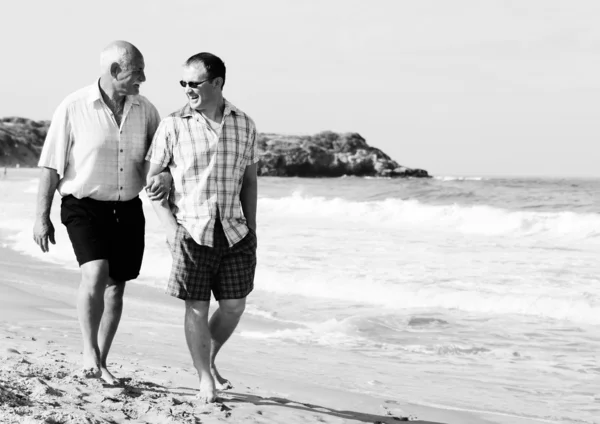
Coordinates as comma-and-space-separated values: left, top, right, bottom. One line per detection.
0, 240, 506, 423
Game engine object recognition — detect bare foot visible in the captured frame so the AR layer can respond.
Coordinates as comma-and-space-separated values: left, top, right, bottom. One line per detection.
197, 376, 217, 404
100, 366, 120, 385
80, 351, 101, 379
211, 365, 233, 390
79, 367, 101, 379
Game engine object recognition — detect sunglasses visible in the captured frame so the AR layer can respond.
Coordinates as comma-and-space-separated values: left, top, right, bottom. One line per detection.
179, 77, 213, 89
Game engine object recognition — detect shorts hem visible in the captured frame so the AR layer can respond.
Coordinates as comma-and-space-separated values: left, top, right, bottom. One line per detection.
112, 273, 138, 283
214, 286, 254, 301
78, 256, 109, 267
165, 290, 211, 302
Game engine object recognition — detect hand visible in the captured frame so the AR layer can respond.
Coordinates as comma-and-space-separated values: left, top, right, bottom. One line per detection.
33, 216, 56, 253
145, 171, 172, 201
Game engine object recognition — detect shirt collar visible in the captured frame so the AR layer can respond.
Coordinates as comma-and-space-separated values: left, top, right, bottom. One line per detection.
88, 80, 140, 106
180, 103, 194, 118
180, 98, 237, 119
223, 99, 237, 116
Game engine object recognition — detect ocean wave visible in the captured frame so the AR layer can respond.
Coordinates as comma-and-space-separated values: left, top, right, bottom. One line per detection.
434, 176, 485, 181
244, 305, 285, 321
256, 268, 600, 325
407, 317, 449, 327
399, 343, 493, 356
240, 323, 516, 359
259, 193, 600, 240
240, 326, 362, 347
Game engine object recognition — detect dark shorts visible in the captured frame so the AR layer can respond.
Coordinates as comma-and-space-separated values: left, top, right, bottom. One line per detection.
60, 195, 145, 282
166, 220, 257, 301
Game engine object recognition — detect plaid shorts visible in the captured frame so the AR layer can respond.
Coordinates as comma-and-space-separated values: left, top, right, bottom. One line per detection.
166, 219, 257, 301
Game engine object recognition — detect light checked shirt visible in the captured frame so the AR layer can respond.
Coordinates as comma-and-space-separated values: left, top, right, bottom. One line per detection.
38, 81, 161, 201
146, 100, 258, 247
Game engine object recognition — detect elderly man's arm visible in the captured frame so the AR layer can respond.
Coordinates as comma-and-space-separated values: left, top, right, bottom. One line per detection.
144, 162, 172, 201
146, 162, 178, 244
240, 163, 258, 231
33, 167, 59, 252
143, 106, 172, 201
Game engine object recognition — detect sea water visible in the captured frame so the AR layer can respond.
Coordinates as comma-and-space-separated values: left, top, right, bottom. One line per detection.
1, 169, 599, 424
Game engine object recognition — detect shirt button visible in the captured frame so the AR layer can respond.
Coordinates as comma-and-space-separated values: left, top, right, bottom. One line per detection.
120, 187, 123, 190
120, 168, 123, 171
120, 149, 123, 153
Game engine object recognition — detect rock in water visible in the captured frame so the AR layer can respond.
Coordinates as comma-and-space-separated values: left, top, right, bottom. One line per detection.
0, 118, 430, 178
257, 131, 430, 178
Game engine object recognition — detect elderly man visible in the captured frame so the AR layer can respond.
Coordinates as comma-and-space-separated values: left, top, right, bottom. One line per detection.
146, 52, 258, 403
33, 40, 168, 384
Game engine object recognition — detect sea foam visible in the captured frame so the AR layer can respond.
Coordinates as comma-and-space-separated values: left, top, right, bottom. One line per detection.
260, 193, 600, 240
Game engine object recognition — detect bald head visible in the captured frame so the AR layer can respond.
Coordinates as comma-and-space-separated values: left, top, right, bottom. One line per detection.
99, 40, 146, 97
100, 40, 143, 73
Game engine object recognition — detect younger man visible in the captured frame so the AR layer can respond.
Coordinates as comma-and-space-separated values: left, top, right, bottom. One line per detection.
146, 52, 258, 403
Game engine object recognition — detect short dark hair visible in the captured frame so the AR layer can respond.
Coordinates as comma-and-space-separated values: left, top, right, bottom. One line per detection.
184, 52, 226, 89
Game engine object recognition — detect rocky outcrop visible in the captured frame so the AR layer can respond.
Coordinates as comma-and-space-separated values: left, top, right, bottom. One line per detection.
257, 131, 429, 178
0, 117, 50, 167
0, 118, 430, 178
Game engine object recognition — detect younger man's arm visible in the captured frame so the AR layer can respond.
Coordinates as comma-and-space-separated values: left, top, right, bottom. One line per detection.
240, 163, 258, 231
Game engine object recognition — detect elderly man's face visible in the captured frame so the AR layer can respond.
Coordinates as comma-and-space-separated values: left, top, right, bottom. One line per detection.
116, 54, 146, 96
181, 64, 216, 112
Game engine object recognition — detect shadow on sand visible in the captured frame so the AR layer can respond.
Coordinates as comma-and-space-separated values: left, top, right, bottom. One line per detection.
124, 380, 445, 423
218, 391, 443, 424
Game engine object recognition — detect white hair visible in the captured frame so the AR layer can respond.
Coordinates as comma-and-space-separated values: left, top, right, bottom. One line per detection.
100, 42, 136, 73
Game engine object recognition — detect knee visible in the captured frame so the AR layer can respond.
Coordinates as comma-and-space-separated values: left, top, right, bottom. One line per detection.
219, 299, 246, 318
80, 260, 110, 292
185, 300, 210, 320
105, 283, 125, 302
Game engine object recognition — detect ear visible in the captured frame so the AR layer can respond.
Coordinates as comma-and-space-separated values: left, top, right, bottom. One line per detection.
213, 77, 224, 90
110, 62, 121, 79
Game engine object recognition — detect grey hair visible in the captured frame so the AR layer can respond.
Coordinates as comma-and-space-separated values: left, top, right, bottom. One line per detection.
100, 41, 139, 73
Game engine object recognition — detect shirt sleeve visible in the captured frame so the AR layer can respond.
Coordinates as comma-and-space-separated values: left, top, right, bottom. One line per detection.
248, 121, 259, 165
38, 101, 72, 178
145, 118, 172, 168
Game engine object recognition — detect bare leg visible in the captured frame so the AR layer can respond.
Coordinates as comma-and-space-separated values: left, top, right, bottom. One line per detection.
77, 260, 110, 378
209, 298, 246, 390
185, 300, 217, 403
98, 281, 125, 384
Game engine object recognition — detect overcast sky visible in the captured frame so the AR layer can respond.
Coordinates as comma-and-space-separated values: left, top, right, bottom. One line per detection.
1, 0, 599, 177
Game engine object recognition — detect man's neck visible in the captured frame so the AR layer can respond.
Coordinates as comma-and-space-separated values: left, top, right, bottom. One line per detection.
98, 77, 125, 109
198, 98, 225, 123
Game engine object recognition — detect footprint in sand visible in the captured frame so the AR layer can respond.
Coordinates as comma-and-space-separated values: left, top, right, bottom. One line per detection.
29, 377, 64, 398
102, 387, 126, 398
196, 402, 233, 418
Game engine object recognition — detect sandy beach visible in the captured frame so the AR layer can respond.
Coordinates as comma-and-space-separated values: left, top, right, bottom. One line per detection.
0, 241, 504, 424
4, 1, 600, 421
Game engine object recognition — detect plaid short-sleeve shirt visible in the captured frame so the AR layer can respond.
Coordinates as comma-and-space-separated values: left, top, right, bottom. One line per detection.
146, 100, 258, 247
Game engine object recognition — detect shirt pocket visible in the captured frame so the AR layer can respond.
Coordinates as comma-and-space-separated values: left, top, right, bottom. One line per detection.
174, 132, 211, 174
